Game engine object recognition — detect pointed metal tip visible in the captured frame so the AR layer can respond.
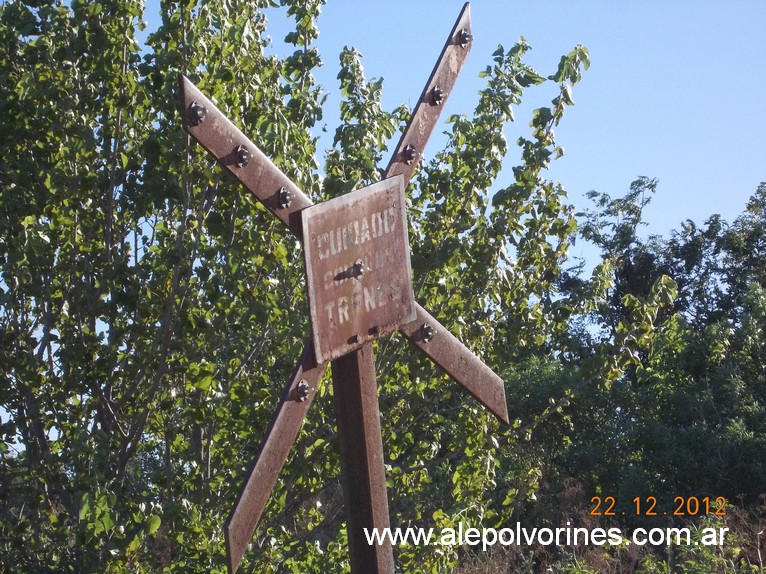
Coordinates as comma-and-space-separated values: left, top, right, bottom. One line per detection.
486, 384, 510, 426
497, 403, 510, 426
177, 73, 190, 97
224, 521, 240, 574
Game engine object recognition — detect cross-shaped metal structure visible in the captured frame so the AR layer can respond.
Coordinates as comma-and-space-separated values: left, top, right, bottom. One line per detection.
178, 4, 508, 572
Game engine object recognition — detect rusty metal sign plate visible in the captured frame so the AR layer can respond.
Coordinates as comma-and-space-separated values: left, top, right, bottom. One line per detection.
302, 176, 416, 363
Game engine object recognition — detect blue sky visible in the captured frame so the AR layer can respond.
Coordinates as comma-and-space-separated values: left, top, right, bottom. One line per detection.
141, 1, 766, 257
246, 1, 766, 255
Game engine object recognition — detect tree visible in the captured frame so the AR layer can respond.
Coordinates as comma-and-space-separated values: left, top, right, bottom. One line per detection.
0, 0, 593, 571
490, 180, 766, 572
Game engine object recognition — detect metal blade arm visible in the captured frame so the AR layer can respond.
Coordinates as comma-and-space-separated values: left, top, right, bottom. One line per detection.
378, 3, 509, 426
225, 345, 326, 573
384, 2, 472, 183
399, 305, 509, 425
179, 75, 313, 237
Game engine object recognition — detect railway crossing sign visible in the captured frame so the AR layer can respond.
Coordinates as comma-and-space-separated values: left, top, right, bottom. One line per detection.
178, 4, 509, 572
302, 176, 416, 362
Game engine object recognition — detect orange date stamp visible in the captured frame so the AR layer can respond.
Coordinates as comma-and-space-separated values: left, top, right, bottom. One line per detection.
590, 496, 727, 517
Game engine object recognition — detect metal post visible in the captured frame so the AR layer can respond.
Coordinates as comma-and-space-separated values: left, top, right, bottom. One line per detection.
331, 344, 394, 574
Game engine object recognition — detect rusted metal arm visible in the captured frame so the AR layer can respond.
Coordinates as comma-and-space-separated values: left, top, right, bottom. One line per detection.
384, 2, 472, 184
224, 344, 324, 574
400, 306, 509, 425
179, 4, 472, 228
178, 75, 312, 236
377, 2, 508, 425
179, 82, 326, 572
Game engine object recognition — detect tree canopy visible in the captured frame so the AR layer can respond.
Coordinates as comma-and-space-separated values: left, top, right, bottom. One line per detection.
1, 1, 764, 572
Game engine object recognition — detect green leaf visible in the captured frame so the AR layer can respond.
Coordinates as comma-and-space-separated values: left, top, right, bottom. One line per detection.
79, 493, 92, 520
194, 375, 214, 392
146, 515, 161, 536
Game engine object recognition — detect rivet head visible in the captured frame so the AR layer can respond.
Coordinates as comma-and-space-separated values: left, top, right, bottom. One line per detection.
353, 259, 366, 277
432, 86, 444, 106
278, 186, 292, 209
235, 145, 251, 167
458, 28, 472, 47
421, 323, 436, 343
189, 101, 207, 125
404, 145, 417, 165
297, 380, 310, 402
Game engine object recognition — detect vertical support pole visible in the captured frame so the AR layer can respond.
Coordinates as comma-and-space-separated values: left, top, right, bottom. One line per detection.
331, 343, 394, 574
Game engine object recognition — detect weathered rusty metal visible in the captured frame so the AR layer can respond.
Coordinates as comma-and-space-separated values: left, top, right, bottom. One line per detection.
180, 67, 507, 422
224, 344, 324, 573
331, 344, 394, 573
178, 75, 311, 236
302, 176, 416, 362
400, 306, 510, 425
383, 2, 472, 184
373, 0, 507, 426
178, 4, 511, 573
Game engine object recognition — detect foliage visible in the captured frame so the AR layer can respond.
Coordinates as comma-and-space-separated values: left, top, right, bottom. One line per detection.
498, 181, 766, 573
561, 181, 766, 503
1, 0, 764, 572
0, 0, 597, 571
